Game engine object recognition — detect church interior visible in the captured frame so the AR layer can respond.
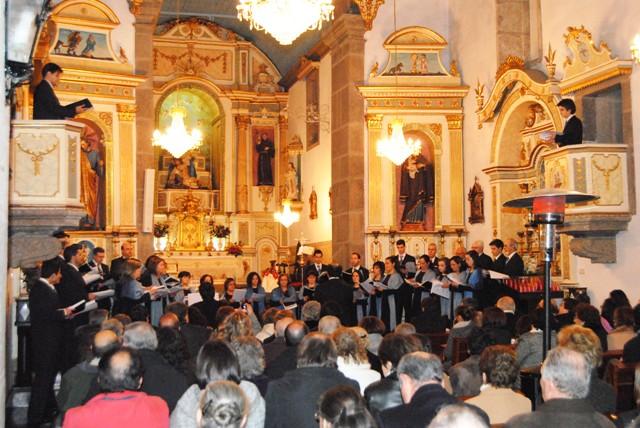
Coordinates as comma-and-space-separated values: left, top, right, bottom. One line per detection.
1, 0, 640, 426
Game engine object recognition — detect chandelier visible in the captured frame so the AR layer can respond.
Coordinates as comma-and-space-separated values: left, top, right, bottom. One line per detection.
632, 34, 640, 64
274, 199, 300, 228
376, 119, 421, 166
236, 0, 335, 45
152, 106, 203, 159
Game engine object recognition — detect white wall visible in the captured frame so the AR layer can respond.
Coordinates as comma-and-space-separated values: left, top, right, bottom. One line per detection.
288, 54, 333, 247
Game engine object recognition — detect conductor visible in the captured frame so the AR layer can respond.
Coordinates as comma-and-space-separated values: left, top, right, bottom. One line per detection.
33, 63, 89, 120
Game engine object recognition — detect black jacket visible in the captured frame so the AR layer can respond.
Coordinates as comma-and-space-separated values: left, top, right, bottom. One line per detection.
109, 257, 129, 282
192, 299, 219, 328
29, 280, 66, 358
555, 116, 583, 147
33, 79, 77, 120
314, 277, 356, 326
504, 253, 525, 277
265, 366, 359, 428
58, 263, 88, 308
264, 345, 298, 380
477, 253, 493, 270
393, 254, 417, 278
492, 254, 507, 273
378, 383, 458, 428
623, 334, 640, 363
364, 371, 403, 415
179, 323, 211, 361
506, 398, 614, 428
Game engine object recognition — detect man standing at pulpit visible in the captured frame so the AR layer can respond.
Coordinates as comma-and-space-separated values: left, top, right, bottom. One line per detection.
554, 99, 583, 147
33, 63, 87, 120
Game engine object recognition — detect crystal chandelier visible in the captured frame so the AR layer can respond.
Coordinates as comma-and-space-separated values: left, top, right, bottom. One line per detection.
152, 106, 203, 159
237, 0, 335, 45
274, 199, 300, 228
376, 119, 421, 166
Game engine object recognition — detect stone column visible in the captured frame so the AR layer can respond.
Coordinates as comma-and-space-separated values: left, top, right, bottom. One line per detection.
278, 115, 289, 203
325, 14, 366, 264
235, 115, 251, 213
366, 114, 383, 228
446, 114, 465, 226
116, 104, 137, 227
134, 1, 162, 258
496, 0, 535, 64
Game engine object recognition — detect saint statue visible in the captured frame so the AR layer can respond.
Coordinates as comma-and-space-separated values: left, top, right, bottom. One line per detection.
400, 154, 433, 227
166, 156, 198, 189
79, 123, 104, 229
256, 133, 275, 185
468, 177, 485, 224
309, 188, 318, 220
285, 162, 299, 200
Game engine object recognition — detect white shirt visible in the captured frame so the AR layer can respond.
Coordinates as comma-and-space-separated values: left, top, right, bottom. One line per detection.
337, 357, 381, 394
39, 277, 56, 292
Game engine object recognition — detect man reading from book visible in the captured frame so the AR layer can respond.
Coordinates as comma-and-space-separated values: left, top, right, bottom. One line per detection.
33, 63, 92, 120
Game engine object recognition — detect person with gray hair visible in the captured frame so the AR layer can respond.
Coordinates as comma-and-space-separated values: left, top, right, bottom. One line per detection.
378, 352, 457, 428
505, 347, 615, 428
265, 333, 359, 428
263, 317, 294, 377
118, 321, 189, 411
229, 336, 269, 396
428, 403, 490, 428
502, 238, 524, 277
318, 315, 342, 335
301, 300, 321, 331
198, 380, 248, 428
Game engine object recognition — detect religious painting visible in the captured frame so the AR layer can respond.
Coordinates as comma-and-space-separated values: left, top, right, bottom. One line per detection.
396, 131, 435, 231
468, 177, 485, 224
74, 118, 106, 230
155, 87, 224, 192
306, 68, 320, 150
252, 126, 276, 186
382, 52, 446, 76
51, 28, 113, 61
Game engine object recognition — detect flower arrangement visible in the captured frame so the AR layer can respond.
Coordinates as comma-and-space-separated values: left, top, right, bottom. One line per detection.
209, 222, 231, 238
153, 222, 170, 238
227, 242, 244, 257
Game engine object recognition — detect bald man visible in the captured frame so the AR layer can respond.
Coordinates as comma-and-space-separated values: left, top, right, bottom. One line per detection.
110, 242, 134, 281
57, 330, 120, 414
266, 320, 310, 379
158, 312, 179, 329
264, 317, 294, 372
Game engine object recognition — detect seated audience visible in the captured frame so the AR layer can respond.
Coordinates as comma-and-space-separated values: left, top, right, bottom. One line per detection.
623, 328, 640, 364
466, 345, 531, 424
166, 302, 211, 361
496, 296, 518, 336
449, 328, 495, 397
57, 330, 120, 416
265, 320, 309, 380
614, 365, 640, 427
198, 380, 249, 428
229, 336, 269, 397
444, 304, 476, 363
263, 317, 294, 370
255, 307, 279, 343
556, 324, 616, 414
359, 316, 386, 357
608, 306, 635, 351
100, 317, 125, 339
316, 385, 378, 428
574, 303, 609, 352
601, 289, 631, 328
62, 348, 169, 428
172, 339, 264, 428
159, 312, 180, 328
394, 322, 417, 336
74, 309, 109, 363
156, 326, 195, 383
378, 352, 457, 428
333, 327, 381, 393
482, 306, 511, 345
410, 297, 448, 334
428, 403, 490, 428
505, 347, 615, 428
217, 310, 253, 343
301, 300, 321, 331
192, 275, 219, 328
515, 308, 556, 370
265, 333, 359, 428
555, 297, 577, 329
319, 315, 342, 335
364, 333, 422, 414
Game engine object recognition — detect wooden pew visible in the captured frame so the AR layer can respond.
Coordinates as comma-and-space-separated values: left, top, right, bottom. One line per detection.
605, 359, 637, 412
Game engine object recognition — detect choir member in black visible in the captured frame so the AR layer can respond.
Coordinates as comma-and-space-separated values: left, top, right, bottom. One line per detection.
426, 242, 439, 271
503, 238, 525, 277
377, 257, 404, 332
471, 240, 493, 270
315, 265, 356, 326
346, 252, 369, 283
303, 249, 329, 282
489, 238, 507, 273
554, 98, 583, 147
80, 247, 110, 282
28, 258, 73, 426
408, 255, 436, 316
365, 261, 386, 319
392, 239, 416, 322
52, 229, 70, 260
110, 241, 134, 282
434, 258, 453, 319
301, 271, 318, 302
352, 271, 369, 324
220, 278, 241, 308
33, 63, 87, 120
244, 272, 266, 315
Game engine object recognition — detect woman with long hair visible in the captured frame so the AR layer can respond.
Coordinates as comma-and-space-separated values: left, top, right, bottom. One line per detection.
244, 272, 266, 315
269, 274, 297, 309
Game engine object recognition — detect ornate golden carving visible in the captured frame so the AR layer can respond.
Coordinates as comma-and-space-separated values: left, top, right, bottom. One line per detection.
116, 104, 136, 122
235, 115, 251, 129
170, 190, 208, 250
127, 0, 143, 16
237, 185, 249, 213
288, 135, 304, 154
591, 154, 622, 206
15, 135, 59, 176
495, 55, 525, 80
429, 123, 442, 136
366, 114, 383, 130
369, 62, 379, 80
563, 25, 614, 79
258, 186, 273, 211
446, 114, 463, 130
354, 0, 385, 31
156, 18, 242, 42
573, 157, 586, 193
474, 79, 485, 112
98, 112, 113, 128
544, 43, 557, 81
449, 60, 460, 77
153, 45, 228, 76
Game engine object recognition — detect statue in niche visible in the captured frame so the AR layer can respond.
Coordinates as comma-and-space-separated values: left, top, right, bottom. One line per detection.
77, 119, 105, 230
255, 131, 275, 186
400, 154, 433, 227
468, 177, 485, 224
309, 188, 318, 220
285, 162, 299, 200
166, 156, 199, 189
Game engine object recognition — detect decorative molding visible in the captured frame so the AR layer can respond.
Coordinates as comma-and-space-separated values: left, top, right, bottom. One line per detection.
429, 123, 442, 136
127, 0, 143, 16
155, 17, 243, 42
365, 114, 383, 130
116, 104, 136, 121
495, 55, 525, 80
446, 114, 463, 130
354, 0, 385, 31
235, 115, 251, 129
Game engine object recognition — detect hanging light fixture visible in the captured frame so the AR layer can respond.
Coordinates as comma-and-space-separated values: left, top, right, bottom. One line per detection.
375, 0, 421, 165
631, 34, 640, 64
236, 0, 334, 45
152, 0, 203, 159
274, 199, 300, 228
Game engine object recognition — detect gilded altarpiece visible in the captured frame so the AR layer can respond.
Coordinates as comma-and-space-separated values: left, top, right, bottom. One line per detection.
151, 19, 290, 282
358, 27, 469, 262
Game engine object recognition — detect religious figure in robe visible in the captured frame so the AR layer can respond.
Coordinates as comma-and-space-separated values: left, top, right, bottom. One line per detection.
285, 162, 299, 200
166, 157, 198, 189
309, 188, 318, 220
79, 123, 104, 229
400, 154, 433, 227
256, 133, 275, 185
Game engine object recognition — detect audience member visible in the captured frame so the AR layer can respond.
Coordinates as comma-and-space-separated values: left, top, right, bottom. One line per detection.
159, 312, 180, 328
505, 347, 615, 428
319, 315, 342, 335
316, 385, 378, 428
359, 316, 386, 356
255, 307, 279, 343
394, 322, 416, 336
192, 276, 219, 328
215, 306, 236, 332
100, 317, 125, 338
608, 306, 635, 351
378, 352, 457, 428
198, 380, 248, 428
62, 348, 169, 428
482, 306, 511, 344
263, 317, 294, 370
266, 320, 309, 379
364, 333, 422, 414
166, 302, 211, 361
496, 296, 518, 336
466, 345, 531, 424
428, 403, 490, 428
333, 327, 381, 393
556, 324, 616, 414
449, 328, 495, 397
555, 297, 578, 329
574, 303, 609, 352
74, 309, 109, 363
172, 339, 264, 428
265, 333, 359, 428
113, 313, 132, 327
516, 308, 556, 370
229, 336, 269, 397
217, 310, 253, 342
444, 304, 475, 363
156, 326, 194, 382
301, 300, 321, 331
351, 326, 383, 374
410, 297, 448, 334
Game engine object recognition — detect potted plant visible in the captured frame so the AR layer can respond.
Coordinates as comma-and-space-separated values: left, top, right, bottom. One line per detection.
208, 222, 231, 252
153, 222, 170, 252
226, 242, 244, 257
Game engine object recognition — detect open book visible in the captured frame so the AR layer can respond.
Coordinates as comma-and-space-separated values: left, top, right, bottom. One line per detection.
430, 279, 450, 299
488, 270, 510, 280
92, 289, 115, 300
361, 279, 386, 294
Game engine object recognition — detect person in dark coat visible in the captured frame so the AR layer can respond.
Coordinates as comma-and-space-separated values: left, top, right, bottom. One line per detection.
554, 98, 583, 147
489, 239, 507, 273
502, 239, 525, 277
110, 241, 134, 282
165, 302, 211, 361
265, 333, 359, 428
505, 347, 614, 428
33, 63, 87, 120
28, 258, 72, 426
264, 320, 308, 380
314, 265, 356, 326
191, 276, 219, 328
378, 352, 458, 428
